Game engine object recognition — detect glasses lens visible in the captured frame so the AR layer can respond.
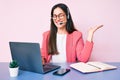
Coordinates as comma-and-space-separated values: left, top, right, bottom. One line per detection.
52, 14, 65, 20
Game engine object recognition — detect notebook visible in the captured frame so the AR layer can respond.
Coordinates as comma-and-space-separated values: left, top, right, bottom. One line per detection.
9, 42, 60, 74
70, 61, 117, 73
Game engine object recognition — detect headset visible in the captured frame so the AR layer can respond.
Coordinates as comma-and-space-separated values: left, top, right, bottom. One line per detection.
67, 8, 70, 19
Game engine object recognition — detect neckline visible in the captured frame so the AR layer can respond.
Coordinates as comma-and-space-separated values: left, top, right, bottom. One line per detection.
57, 33, 67, 36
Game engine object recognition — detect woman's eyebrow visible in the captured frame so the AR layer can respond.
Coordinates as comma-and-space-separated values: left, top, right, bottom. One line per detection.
53, 13, 64, 15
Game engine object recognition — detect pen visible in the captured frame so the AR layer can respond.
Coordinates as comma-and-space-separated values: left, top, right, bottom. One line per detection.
87, 64, 101, 69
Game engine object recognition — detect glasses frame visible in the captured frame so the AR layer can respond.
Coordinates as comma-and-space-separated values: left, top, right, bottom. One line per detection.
52, 13, 66, 20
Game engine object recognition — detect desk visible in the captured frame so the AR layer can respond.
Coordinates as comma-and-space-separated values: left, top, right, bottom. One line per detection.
0, 62, 120, 80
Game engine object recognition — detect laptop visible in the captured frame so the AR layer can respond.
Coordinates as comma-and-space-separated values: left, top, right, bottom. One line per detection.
9, 42, 60, 74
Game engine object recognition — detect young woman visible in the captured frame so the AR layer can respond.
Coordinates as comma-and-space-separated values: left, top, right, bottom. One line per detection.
41, 3, 103, 64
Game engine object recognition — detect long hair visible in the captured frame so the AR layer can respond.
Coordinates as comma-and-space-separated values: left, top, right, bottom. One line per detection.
48, 3, 77, 55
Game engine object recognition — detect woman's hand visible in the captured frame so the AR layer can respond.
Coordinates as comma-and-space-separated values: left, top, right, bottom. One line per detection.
87, 25, 103, 42
42, 57, 46, 65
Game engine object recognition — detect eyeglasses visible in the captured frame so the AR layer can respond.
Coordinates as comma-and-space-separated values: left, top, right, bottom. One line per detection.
52, 13, 65, 20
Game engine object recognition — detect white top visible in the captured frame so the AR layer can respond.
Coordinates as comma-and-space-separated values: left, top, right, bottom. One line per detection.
51, 33, 67, 63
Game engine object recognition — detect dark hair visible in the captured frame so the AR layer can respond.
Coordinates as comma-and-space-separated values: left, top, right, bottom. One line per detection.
48, 3, 77, 55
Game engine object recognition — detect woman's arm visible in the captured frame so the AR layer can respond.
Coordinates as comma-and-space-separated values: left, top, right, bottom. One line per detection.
76, 25, 103, 62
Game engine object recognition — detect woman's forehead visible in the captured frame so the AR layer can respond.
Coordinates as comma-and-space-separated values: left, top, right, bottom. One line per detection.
53, 7, 65, 15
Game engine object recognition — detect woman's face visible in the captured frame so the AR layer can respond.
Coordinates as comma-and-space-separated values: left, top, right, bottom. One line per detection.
52, 7, 67, 29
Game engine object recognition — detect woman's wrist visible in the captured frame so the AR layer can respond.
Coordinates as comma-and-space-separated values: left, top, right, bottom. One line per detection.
87, 33, 93, 42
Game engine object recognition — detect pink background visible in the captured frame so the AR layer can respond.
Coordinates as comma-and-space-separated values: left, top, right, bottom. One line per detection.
0, 0, 120, 62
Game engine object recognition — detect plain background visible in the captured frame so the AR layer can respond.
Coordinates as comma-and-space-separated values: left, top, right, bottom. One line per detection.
0, 0, 120, 62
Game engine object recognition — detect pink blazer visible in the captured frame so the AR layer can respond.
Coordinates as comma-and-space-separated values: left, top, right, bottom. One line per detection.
41, 31, 93, 63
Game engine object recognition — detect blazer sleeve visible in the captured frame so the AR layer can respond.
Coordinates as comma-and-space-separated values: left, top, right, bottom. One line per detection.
41, 31, 51, 63
75, 33, 94, 63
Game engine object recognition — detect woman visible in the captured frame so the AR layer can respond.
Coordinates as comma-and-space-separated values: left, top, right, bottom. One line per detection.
41, 3, 103, 64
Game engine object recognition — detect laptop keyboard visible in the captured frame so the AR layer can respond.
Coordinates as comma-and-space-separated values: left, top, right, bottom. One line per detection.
43, 63, 60, 72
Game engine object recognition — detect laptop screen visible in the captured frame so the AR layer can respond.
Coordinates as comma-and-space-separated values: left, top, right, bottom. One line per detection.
9, 42, 44, 73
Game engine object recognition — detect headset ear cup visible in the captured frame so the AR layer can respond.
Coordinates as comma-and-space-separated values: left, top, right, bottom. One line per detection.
67, 14, 69, 19
67, 8, 69, 19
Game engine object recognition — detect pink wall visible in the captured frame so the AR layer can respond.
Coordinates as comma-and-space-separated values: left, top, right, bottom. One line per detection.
0, 0, 120, 62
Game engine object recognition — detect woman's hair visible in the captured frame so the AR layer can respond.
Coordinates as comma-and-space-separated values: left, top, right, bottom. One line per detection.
48, 3, 77, 55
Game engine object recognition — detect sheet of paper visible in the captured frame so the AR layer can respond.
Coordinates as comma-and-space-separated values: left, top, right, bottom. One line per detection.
87, 62, 117, 70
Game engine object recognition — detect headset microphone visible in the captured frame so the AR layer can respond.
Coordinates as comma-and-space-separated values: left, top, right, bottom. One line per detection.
59, 22, 64, 25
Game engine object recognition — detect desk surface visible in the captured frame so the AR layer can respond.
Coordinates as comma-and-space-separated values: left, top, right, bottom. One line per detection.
0, 62, 120, 80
